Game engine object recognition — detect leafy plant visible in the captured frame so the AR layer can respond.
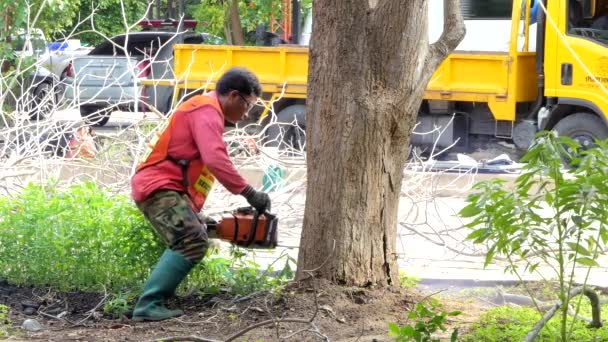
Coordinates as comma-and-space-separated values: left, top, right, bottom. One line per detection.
0, 304, 10, 338
183, 246, 295, 296
0, 181, 162, 291
192, 0, 313, 44
461, 131, 608, 341
399, 270, 421, 289
0, 181, 293, 297
462, 303, 608, 342
388, 298, 460, 342
103, 291, 138, 318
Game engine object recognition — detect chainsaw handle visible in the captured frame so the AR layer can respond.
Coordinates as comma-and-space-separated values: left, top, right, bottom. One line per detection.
245, 208, 261, 246
244, 207, 276, 247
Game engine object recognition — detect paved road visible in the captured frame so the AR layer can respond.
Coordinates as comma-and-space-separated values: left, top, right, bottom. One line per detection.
53, 108, 162, 134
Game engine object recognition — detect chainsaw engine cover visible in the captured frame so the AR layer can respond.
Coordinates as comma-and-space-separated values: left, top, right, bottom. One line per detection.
215, 207, 278, 248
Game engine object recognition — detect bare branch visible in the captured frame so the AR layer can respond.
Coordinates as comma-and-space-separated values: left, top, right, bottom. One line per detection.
524, 287, 603, 342
426, 0, 466, 76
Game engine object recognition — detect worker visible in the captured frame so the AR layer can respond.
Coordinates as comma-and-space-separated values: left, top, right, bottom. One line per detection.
530, 0, 539, 25
129, 67, 270, 321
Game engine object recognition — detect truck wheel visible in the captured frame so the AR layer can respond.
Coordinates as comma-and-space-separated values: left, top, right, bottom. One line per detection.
80, 105, 112, 126
553, 113, 608, 151
265, 104, 306, 153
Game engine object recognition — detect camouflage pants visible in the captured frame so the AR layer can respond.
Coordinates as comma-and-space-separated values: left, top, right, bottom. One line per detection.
137, 190, 208, 263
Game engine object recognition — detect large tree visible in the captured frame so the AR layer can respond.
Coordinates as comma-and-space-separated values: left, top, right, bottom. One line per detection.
296, 0, 465, 286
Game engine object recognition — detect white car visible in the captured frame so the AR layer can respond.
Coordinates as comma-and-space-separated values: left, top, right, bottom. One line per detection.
39, 40, 93, 79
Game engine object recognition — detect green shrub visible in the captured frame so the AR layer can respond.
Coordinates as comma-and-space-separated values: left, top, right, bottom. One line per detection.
0, 182, 293, 296
461, 132, 608, 340
185, 246, 295, 296
0, 304, 10, 338
399, 270, 421, 289
389, 298, 460, 342
103, 291, 138, 318
462, 303, 608, 342
0, 181, 161, 291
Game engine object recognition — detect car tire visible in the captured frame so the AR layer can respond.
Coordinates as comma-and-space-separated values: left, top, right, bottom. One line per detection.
265, 104, 306, 153
80, 105, 112, 126
29, 82, 54, 121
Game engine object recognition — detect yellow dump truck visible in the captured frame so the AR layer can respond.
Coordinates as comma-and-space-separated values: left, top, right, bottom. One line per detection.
156, 0, 608, 152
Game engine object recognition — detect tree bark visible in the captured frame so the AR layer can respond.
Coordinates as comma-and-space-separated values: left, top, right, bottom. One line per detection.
1, 6, 13, 73
296, 0, 465, 286
228, 0, 244, 45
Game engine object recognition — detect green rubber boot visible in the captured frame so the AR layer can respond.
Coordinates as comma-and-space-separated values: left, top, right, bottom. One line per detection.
132, 249, 193, 321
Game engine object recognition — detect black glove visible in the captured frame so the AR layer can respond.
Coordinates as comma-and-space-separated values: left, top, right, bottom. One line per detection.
241, 185, 271, 212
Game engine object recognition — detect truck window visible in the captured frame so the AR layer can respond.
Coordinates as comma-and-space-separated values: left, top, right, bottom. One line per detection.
461, 0, 513, 19
568, 0, 608, 45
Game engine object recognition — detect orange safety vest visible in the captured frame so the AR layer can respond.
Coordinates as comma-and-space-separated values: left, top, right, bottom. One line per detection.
136, 94, 222, 210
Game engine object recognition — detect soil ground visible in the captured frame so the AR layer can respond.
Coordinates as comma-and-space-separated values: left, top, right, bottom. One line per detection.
0, 280, 479, 342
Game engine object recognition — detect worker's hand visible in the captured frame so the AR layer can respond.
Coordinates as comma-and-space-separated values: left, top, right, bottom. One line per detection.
241, 185, 271, 212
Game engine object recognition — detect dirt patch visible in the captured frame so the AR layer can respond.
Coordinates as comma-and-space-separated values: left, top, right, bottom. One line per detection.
0, 279, 479, 341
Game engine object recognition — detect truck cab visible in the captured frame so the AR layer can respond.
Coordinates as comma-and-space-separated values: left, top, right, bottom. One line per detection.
420, 0, 608, 152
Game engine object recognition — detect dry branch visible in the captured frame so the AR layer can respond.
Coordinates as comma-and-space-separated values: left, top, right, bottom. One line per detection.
524, 287, 603, 342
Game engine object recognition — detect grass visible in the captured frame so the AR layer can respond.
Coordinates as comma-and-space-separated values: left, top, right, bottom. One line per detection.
461, 299, 608, 341
0, 181, 293, 298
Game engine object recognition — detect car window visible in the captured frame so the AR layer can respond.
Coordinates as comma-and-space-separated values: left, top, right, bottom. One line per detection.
183, 34, 205, 44
90, 34, 173, 56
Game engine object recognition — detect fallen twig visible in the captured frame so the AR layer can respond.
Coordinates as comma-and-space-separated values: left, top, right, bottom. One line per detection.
152, 336, 220, 342
38, 311, 79, 327
152, 241, 337, 342
524, 287, 602, 342
75, 287, 108, 325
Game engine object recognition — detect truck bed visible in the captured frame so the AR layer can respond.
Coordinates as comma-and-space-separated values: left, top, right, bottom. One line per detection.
171, 44, 538, 121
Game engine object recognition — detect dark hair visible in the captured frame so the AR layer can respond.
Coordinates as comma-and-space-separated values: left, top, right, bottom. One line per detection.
216, 67, 262, 97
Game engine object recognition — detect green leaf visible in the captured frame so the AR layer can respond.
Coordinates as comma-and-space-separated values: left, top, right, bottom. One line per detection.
401, 325, 415, 337
529, 263, 540, 274
388, 322, 400, 337
451, 328, 459, 342
587, 236, 596, 253
576, 257, 599, 267
572, 215, 583, 227
484, 245, 497, 268
460, 203, 482, 218
448, 311, 462, 316
567, 242, 591, 256
601, 228, 608, 245
466, 229, 488, 243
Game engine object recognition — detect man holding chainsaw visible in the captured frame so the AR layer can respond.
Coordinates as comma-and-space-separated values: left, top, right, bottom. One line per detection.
130, 67, 271, 321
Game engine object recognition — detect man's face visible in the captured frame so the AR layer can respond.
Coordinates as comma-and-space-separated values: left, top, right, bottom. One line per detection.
224, 90, 257, 123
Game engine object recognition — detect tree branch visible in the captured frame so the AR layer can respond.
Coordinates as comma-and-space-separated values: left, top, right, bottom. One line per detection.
524, 287, 603, 342
426, 0, 465, 77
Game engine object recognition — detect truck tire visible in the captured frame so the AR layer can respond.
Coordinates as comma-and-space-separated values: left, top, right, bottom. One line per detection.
80, 105, 112, 126
265, 104, 306, 152
553, 112, 608, 150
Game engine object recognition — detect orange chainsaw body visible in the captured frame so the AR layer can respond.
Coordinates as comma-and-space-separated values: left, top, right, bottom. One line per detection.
208, 207, 278, 248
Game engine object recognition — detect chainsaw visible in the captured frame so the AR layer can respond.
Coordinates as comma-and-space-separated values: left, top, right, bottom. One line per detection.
204, 206, 279, 249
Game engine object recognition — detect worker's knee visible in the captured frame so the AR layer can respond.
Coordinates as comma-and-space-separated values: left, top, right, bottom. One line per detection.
178, 228, 209, 264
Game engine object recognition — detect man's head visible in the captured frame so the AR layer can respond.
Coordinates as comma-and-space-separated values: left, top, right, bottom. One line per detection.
216, 67, 262, 123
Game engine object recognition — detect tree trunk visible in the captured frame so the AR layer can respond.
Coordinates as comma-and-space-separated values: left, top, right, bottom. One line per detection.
228, 0, 245, 45
1, 6, 13, 73
296, 0, 465, 286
